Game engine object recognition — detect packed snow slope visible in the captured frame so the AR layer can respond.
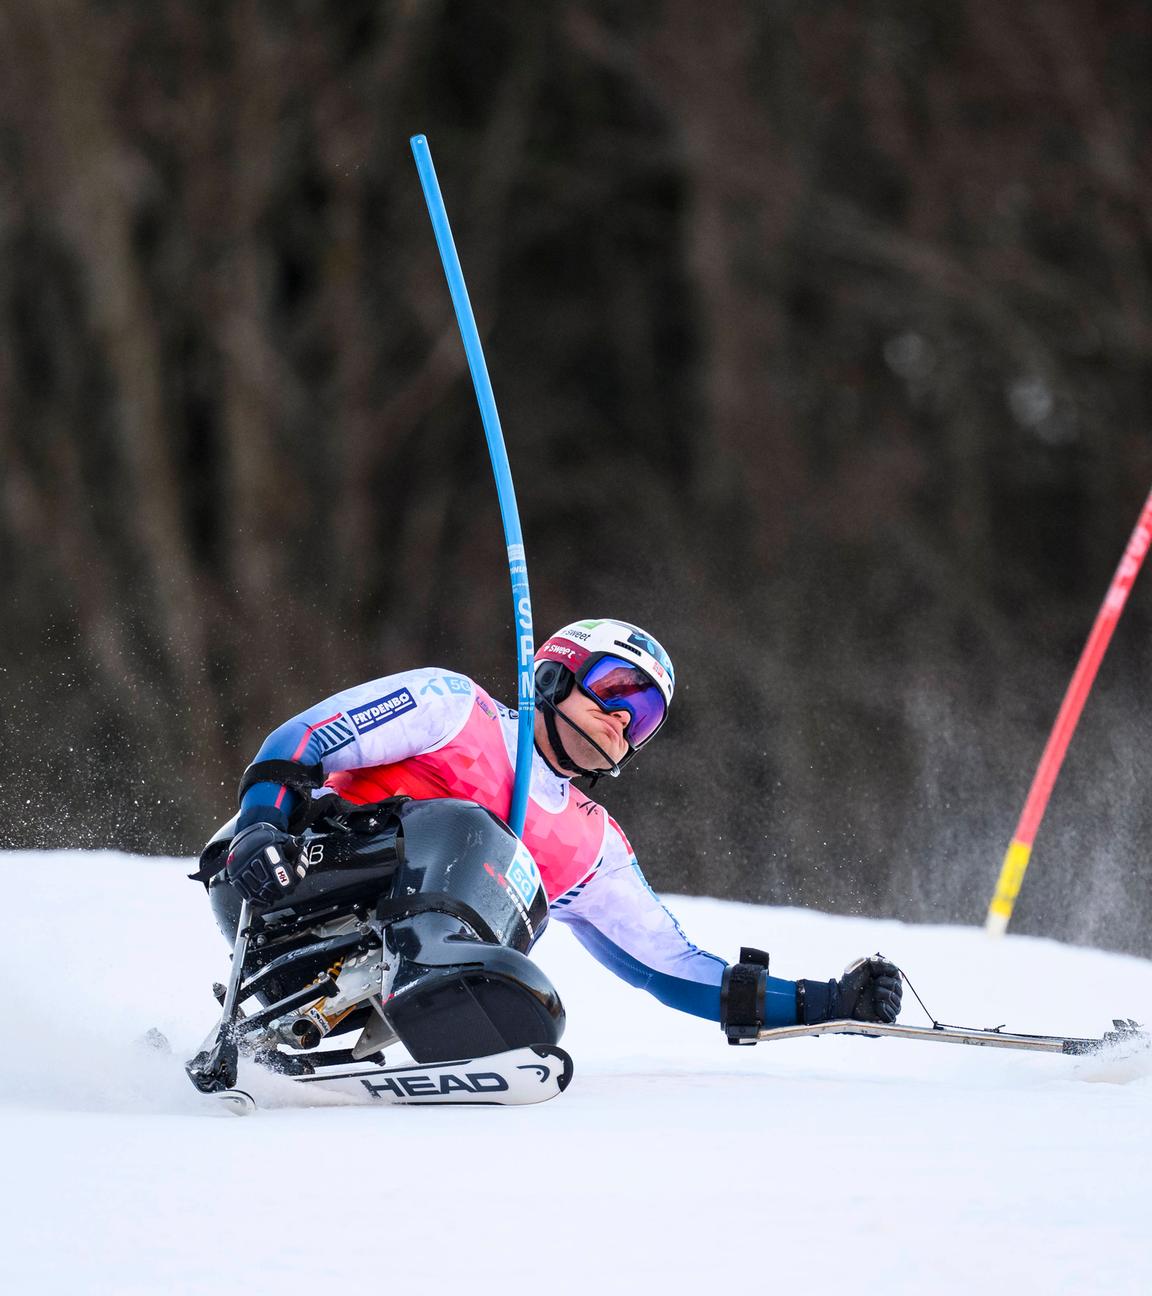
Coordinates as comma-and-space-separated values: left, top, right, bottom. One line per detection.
3, 852, 1151, 1296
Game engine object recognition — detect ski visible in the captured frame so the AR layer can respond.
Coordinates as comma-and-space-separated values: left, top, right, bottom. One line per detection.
210, 1044, 573, 1113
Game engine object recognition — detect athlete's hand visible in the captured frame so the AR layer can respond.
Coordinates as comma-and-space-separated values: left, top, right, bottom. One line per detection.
224, 823, 305, 906
796, 955, 903, 1025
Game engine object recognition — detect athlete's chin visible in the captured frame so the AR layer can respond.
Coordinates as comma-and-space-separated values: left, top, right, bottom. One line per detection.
581, 739, 626, 769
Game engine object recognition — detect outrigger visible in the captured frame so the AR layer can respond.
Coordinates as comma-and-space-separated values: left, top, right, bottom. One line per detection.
749, 1016, 1146, 1056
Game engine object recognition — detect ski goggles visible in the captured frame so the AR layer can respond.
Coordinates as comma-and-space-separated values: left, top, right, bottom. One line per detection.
576, 655, 668, 746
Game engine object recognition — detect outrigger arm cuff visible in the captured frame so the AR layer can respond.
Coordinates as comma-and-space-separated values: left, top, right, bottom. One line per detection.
720, 947, 771, 1044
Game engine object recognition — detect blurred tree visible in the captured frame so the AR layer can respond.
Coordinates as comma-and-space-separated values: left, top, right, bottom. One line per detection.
0, 0, 1149, 955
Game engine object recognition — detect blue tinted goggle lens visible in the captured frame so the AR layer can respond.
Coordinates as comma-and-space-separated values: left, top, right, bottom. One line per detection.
578, 655, 667, 745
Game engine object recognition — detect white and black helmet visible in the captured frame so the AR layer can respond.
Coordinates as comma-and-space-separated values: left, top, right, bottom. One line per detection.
534, 618, 675, 777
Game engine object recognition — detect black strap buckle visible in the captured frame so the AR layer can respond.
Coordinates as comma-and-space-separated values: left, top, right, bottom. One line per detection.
237, 759, 325, 805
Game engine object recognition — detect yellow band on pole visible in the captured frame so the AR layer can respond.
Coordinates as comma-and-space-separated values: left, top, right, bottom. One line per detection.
985, 839, 1033, 935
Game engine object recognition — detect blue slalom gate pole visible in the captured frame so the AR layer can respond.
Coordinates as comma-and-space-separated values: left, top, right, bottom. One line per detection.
410, 134, 536, 838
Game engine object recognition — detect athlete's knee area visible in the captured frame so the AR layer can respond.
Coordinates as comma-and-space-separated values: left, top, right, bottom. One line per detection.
383, 911, 565, 1063
378, 799, 564, 1063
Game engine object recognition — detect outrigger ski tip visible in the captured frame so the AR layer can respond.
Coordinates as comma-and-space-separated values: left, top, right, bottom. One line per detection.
749, 1017, 1148, 1056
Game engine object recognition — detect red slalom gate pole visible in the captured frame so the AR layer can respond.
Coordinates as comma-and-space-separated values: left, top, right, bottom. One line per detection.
985, 485, 1152, 936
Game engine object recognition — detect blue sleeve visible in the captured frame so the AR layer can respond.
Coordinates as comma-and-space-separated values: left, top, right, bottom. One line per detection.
237, 712, 345, 830
560, 915, 798, 1025
236, 714, 338, 830
551, 821, 799, 1026
561, 914, 724, 1019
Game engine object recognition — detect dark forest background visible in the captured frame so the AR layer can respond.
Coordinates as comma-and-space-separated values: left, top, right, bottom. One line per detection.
1, 1, 1150, 955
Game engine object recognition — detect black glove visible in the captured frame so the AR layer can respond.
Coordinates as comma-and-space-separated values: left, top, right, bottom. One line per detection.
224, 823, 305, 906
796, 955, 903, 1025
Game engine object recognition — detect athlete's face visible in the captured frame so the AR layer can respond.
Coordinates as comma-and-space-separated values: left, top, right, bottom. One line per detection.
536, 687, 631, 772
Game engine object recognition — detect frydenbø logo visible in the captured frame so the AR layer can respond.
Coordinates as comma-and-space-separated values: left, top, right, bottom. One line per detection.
349, 688, 417, 733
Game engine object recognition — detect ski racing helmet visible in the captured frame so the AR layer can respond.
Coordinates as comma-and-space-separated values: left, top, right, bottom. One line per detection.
534, 618, 675, 778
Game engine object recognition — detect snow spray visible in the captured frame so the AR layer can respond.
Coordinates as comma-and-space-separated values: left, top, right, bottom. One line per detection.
985, 485, 1152, 936
409, 134, 535, 837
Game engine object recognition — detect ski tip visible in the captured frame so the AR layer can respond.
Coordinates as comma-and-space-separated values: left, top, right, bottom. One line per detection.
215, 1089, 257, 1117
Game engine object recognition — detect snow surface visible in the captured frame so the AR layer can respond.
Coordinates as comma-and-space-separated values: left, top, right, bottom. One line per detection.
3, 851, 1151, 1296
